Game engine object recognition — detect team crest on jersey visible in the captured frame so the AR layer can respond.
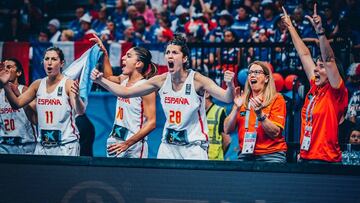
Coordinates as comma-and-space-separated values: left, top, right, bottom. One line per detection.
185, 84, 191, 95
57, 86, 63, 96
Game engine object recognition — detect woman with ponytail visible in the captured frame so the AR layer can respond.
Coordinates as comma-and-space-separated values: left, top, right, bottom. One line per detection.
91, 34, 235, 160
91, 35, 157, 158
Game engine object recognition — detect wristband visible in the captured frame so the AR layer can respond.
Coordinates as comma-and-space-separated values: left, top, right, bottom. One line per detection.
317, 28, 325, 36
257, 114, 267, 122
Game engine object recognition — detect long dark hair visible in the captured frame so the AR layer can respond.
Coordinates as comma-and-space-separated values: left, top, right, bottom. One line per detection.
133, 47, 158, 79
44, 47, 65, 62
5, 58, 25, 85
167, 34, 190, 69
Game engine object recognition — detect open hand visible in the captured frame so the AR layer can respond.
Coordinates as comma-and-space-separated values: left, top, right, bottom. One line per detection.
89, 34, 107, 54
71, 80, 80, 97
233, 86, 245, 108
107, 142, 130, 157
249, 96, 264, 115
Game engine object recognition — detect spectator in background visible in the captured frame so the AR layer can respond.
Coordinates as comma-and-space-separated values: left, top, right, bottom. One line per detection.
18, 0, 43, 37
133, 0, 156, 27
323, 5, 338, 38
110, 0, 127, 34
156, 27, 174, 43
48, 18, 61, 43
100, 19, 123, 42
36, 29, 49, 42
248, 29, 271, 62
216, 0, 236, 16
224, 61, 287, 163
259, 0, 278, 41
291, 6, 316, 39
87, 0, 102, 20
92, 7, 107, 34
231, 5, 251, 42
212, 29, 240, 87
208, 10, 233, 43
77, 13, 97, 42
6, 11, 28, 42
249, 0, 262, 17
170, 5, 189, 34
60, 29, 74, 41
283, 5, 348, 163
122, 5, 138, 28
69, 7, 85, 40
247, 16, 260, 42
346, 63, 360, 125
349, 127, 360, 145
131, 16, 152, 44
205, 91, 231, 160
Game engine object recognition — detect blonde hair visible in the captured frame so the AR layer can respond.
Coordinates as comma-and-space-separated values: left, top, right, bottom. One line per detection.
243, 61, 277, 108
62, 29, 74, 41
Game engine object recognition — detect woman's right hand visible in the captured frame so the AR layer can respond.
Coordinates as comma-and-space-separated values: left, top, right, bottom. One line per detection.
281, 6, 293, 29
233, 86, 244, 108
0, 62, 10, 85
89, 34, 108, 55
90, 68, 103, 83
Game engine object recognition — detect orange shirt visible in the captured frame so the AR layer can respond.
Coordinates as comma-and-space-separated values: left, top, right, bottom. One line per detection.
236, 93, 287, 155
300, 79, 348, 162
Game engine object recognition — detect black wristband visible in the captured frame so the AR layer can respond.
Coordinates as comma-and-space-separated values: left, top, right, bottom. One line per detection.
317, 32, 325, 36
258, 114, 267, 122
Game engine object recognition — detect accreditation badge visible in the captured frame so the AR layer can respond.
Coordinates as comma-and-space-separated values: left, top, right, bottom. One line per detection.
300, 126, 312, 151
241, 132, 257, 154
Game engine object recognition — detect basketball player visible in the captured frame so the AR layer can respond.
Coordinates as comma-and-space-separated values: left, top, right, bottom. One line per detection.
91, 34, 235, 160
0, 58, 37, 154
0, 47, 85, 156
90, 35, 157, 158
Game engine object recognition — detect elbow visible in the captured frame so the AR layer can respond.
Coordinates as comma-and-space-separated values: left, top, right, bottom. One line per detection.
147, 119, 157, 131
268, 128, 281, 139
223, 120, 233, 134
9, 103, 20, 110
299, 51, 311, 57
77, 110, 85, 116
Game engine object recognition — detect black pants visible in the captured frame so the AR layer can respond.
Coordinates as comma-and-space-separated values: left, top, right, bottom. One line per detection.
76, 114, 95, 156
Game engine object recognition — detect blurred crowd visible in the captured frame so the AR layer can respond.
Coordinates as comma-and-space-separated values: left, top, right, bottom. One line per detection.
0, 0, 359, 48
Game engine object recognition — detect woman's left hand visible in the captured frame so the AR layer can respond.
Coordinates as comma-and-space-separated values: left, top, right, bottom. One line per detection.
250, 96, 264, 116
305, 3, 323, 34
71, 80, 80, 98
107, 142, 130, 156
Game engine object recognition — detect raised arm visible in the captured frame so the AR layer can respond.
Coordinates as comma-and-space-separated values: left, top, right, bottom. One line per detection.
195, 70, 235, 103
90, 34, 123, 83
0, 67, 39, 109
281, 7, 315, 81
305, 4, 343, 88
91, 68, 165, 98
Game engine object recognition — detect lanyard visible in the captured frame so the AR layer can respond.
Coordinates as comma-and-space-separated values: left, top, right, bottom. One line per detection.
245, 103, 258, 130
305, 94, 317, 125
